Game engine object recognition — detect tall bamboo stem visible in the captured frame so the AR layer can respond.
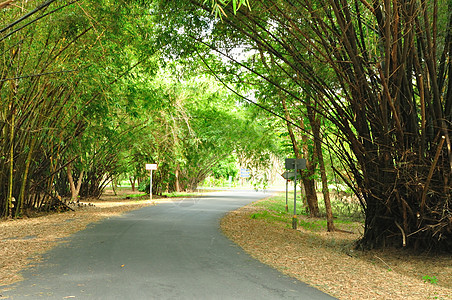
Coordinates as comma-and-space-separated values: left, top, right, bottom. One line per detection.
16, 138, 35, 217
7, 109, 14, 218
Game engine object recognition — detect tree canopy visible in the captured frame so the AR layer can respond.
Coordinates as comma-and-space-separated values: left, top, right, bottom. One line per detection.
1, 0, 451, 252
0, 1, 280, 218
152, 0, 452, 251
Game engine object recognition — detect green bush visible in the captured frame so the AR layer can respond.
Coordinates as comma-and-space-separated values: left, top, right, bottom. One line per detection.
138, 181, 150, 194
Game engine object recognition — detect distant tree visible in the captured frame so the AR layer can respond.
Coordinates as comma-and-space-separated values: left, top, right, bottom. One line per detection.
126, 70, 280, 194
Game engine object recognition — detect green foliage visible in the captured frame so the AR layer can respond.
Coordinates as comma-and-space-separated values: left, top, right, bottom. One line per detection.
153, 0, 452, 250
422, 275, 438, 285
118, 67, 281, 194
316, 194, 364, 222
0, 0, 158, 215
298, 218, 323, 231
203, 0, 250, 19
138, 180, 150, 193
0, 0, 281, 218
251, 174, 269, 191
250, 202, 324, 231
211, 155, 238, 179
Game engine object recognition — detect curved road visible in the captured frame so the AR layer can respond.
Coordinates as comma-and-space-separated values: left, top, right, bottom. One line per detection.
3, 190, 335, 299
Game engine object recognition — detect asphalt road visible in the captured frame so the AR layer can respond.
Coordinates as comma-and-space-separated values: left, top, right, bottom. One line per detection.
3, 190, 336, 299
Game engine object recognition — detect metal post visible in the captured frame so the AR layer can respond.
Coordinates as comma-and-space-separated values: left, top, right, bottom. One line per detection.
149, 170, 153, 201
285, 174, 289, 212
292, 160, 297, 229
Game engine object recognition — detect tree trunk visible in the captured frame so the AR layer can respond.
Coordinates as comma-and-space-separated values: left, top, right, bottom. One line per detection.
281, 97, 320, 217
129, 177, 136, 191
67, 163, 84, 203
310, 104, 335, 232
175, 166, 181, 192
300, 121, 320, 218
301, 176, 319, 217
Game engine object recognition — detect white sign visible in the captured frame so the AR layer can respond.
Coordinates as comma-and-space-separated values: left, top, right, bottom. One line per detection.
240, 168, 250, 178
281, 171, 301, 181
146, 164, 158, 170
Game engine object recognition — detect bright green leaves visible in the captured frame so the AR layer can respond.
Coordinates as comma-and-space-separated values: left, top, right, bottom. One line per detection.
203, 0, 250, 18
120, 67, 280, 193
0, 0, 160, 214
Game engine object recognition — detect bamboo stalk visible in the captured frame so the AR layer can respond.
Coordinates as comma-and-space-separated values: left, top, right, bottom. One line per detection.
16, 138, 35, 217
420, 136, 445, 216
419, 74, 426, 157
395, 220, 407, 247
0, 0, 14, 10
7, 110, 15, 218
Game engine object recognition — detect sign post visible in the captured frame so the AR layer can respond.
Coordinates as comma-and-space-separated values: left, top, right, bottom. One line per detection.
286, 176, 289, 212
240, 168, 250, 178
284, 158, 306, 229
145, 164, 158, 201
240, 168, 250, 187
281, 171, 301, 212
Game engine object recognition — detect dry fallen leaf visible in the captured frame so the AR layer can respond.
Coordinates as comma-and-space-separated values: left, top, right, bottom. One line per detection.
221, 203, 452, 300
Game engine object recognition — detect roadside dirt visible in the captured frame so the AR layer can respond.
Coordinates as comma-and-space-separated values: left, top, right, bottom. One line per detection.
221, 202, 452, 300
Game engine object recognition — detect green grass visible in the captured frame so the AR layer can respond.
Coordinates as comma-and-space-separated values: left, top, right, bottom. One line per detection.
298, 218, 324, 230
250, 210, 288, 223
254, 192, 306, 215
124, 193, 147, 199
161, 191, 202, 198
250, 192, 363, 232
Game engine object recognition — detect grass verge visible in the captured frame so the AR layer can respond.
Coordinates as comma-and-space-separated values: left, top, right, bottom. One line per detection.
253, 192, 363, 233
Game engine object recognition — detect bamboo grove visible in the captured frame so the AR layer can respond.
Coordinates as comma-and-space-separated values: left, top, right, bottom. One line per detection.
0, 1, 280, 219
0, 0, 177, 218
166, 0, 452, 251
2, 0, 451, 251
0, 1, 133, 217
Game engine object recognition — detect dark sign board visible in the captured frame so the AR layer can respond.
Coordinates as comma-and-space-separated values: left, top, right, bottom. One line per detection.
284, 158, 307, 170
